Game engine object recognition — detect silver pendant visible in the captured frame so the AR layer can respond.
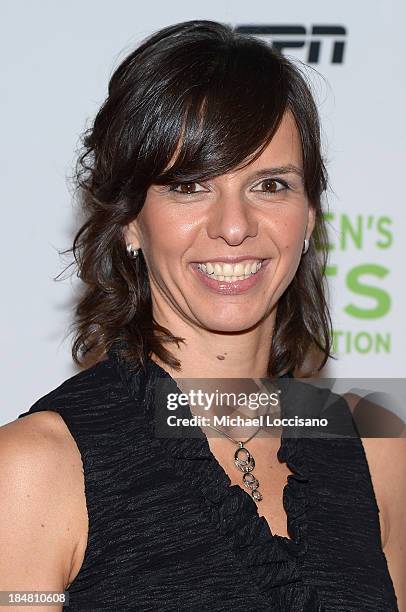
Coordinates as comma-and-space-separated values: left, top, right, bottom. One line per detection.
234, 442, 263, 502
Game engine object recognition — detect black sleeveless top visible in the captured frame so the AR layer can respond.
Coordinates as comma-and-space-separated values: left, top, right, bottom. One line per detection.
17, 339, 399, 611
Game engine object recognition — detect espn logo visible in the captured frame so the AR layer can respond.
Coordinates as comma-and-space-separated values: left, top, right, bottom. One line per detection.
234, 25, 347, 64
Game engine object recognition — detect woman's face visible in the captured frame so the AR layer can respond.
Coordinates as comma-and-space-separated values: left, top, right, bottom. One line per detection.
124, 110, 316, 334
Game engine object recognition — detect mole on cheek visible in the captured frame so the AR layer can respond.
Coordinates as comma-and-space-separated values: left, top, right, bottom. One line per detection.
216, 355, 226, 360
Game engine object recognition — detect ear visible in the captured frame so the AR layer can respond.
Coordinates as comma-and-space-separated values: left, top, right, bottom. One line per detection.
306, 204, 317, 241
123, 219, 141, 250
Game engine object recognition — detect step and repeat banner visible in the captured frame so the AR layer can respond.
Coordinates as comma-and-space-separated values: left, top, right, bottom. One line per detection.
1, 1, 405, 425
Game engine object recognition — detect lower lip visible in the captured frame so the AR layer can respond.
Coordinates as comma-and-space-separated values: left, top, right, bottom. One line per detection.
190, 260, 271, 295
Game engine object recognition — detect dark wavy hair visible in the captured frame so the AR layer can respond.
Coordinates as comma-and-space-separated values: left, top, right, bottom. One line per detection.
61, 19, 335, 377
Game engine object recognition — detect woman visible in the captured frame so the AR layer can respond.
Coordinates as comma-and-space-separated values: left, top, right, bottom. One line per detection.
1, 19, 404, 612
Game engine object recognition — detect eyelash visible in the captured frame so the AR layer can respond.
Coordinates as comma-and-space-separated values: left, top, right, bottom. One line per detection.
167, 178, 291, 197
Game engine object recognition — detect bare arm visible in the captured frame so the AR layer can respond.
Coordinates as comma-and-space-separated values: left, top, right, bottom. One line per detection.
0, 411, 86, 611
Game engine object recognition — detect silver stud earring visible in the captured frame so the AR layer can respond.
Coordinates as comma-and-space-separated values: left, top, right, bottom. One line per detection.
126, 244, 139, 259
302, 238, 309, 254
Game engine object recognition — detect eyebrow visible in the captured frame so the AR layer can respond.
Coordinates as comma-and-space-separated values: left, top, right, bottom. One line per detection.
248, 165, 304, 180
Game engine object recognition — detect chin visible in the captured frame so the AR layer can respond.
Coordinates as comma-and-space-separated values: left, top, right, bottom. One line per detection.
195, 312, 264, 333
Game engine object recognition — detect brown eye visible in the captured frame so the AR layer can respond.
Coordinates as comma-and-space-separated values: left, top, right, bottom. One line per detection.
251, 178, 289, 197
170, 182, 205, 194
179, 183, 196, 194
262, 179, 278, 192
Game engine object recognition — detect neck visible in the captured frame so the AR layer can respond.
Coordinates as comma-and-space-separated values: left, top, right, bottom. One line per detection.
148, 308, 282, 441
150, 312, 277, 380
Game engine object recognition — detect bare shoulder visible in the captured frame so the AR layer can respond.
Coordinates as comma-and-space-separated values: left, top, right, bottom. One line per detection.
343, 393, 406, 609
0, 411, 88, 594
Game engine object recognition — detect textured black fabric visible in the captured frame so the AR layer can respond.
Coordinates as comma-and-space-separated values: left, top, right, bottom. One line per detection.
17, 338, 399, 611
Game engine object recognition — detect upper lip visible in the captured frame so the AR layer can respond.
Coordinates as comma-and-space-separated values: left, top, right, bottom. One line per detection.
192, 256, 267, 264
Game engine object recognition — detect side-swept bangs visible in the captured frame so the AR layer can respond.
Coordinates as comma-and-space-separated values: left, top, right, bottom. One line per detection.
134, 36, 288, 187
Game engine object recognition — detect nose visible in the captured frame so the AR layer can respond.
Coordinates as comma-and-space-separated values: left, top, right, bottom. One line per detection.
206, 191, 258, 246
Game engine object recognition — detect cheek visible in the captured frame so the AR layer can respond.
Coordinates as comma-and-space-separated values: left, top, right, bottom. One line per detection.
271, 215, 305, 252
137, 206, 169, 253
138, 206, 196, 262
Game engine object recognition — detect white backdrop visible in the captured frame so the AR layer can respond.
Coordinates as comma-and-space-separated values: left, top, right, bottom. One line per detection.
1, 1, 405, 426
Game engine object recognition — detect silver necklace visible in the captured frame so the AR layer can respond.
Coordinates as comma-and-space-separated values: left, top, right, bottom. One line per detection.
205, 421, 264, 501
204, 379, 281, 503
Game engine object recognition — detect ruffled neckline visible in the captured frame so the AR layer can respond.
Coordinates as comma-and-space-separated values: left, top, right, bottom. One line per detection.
108, 339, 325, 611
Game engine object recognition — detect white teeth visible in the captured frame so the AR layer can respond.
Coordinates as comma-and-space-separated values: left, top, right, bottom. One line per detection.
197, 259, 263, 281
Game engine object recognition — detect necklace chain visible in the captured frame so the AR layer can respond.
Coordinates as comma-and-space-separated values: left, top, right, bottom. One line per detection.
203, 378, 282, 503
205, 420, 261, 445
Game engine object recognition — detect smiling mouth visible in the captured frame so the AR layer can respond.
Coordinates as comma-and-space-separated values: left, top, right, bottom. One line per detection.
192, 259, 268, 282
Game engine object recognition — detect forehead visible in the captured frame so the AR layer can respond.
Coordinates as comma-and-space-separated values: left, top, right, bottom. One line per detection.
162, 108, 302, 179
214, 110, 303, 182
275, 111, 301, 154
251, 111, 302, 168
